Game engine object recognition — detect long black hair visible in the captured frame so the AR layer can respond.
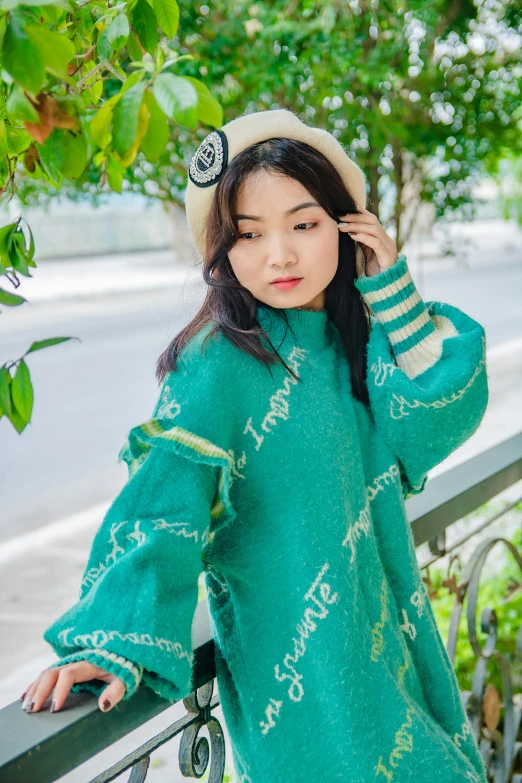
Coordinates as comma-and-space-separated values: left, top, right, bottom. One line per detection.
156, 136, 371, 406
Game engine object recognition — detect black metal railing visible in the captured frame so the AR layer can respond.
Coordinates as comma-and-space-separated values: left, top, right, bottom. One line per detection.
1, 431, 521, 783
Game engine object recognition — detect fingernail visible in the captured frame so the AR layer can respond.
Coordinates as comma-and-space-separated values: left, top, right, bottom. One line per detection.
337, 222, 349, 227
101, 699, 112, 712
50, 700, 56, 713
21, 696, 32, 711
27, 701, 35, 713
20, 691, 26, 703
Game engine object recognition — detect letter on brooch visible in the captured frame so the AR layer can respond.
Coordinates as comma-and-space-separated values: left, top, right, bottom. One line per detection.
188, 129, 229, 188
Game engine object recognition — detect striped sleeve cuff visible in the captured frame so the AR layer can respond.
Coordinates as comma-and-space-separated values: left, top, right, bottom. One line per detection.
48, 648, 143, 700
354, 253, 443, 380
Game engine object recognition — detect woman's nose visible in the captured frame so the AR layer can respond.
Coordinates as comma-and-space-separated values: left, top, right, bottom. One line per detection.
267, 235, 297, 267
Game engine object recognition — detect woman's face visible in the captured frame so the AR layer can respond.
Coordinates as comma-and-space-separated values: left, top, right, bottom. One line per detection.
227, 170, 339, 311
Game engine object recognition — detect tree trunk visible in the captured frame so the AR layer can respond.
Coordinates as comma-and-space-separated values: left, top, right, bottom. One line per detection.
392, 142, 405, 253
366, 162, 380, 218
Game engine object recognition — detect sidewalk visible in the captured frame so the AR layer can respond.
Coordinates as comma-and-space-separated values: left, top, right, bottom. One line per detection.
14, 249, 201, 304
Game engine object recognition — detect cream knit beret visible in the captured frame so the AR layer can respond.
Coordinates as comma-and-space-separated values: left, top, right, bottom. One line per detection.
184, 108, 367, 258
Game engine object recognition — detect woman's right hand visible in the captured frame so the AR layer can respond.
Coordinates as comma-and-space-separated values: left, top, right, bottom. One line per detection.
20, 661, 127, 714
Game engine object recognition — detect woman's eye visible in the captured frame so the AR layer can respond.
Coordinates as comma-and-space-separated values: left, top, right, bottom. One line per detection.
239, 223, 317, 240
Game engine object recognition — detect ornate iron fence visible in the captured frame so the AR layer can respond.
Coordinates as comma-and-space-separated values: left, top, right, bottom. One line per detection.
1, 431, 521, 783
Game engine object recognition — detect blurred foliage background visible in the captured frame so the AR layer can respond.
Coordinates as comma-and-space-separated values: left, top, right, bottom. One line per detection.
5, 0, 522, 243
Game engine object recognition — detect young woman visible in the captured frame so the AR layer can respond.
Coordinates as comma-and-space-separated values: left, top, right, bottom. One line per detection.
21, 109, 489, 783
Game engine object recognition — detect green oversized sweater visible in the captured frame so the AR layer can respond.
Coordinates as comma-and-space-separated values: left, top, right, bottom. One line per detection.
44, 253, 489, 782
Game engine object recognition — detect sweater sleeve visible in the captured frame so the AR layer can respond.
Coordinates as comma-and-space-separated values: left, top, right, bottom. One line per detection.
43, 329, 238, 702
354, 252, 489, 500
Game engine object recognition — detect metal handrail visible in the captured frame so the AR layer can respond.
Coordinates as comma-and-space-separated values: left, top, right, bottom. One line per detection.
409, 431, 522, 547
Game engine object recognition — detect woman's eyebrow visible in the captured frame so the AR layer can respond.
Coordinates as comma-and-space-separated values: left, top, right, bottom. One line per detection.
234, 201, 321, 221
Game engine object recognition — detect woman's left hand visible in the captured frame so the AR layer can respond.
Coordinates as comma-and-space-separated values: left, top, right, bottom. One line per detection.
337, 208, 398, 277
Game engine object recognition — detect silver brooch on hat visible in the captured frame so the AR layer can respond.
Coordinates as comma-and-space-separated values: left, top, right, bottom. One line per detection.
188, 129, 228, 188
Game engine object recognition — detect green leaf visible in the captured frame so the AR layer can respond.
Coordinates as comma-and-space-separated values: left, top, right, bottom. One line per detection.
0, 287, 26, 306
36, 127, 65, 184
0, 366, 12, 417
10, 230, 32, 276
6, 403, 27, 433
0, 155, 7, 187
25, 336, 77, 354
110, 62, 127, 81
26, 25, 75, 80
132, 0, 158, 56
2, 14, 45, 94
152, 73, 198, 127
107, 152, 125, 192
119, 100, 148, 166
89, 93, 120, 149
152, 0, 179, 38
0, 0, 70, 8
5, 86, 39, 124
61, 131, 88, 181
80, 59, 103, 102
155, 44, 165, 70
119, 69, 145, 96
19, 217, 35, 262
112, 80, 147, 156
140, 90, 169, 161
162, 53, 194, 68
4, 125, 32, 155
126, 28, 143, 62
0, 221, 17, 258
39, 4, 67, 24
11, 358, 33, 423
183, 76, 223, 127
97, 13, 129, 61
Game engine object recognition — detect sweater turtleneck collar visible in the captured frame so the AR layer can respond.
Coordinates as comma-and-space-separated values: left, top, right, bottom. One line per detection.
255, 302, 331, 351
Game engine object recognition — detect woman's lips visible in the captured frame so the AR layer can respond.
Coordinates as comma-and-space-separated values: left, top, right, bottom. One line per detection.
270, 278, 303, 291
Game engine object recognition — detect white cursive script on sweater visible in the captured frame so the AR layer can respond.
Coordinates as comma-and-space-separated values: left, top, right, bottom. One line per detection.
259, 562, 339, 735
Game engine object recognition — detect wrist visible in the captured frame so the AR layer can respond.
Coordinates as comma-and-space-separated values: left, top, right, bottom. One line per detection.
359, 253, 400, 279
367, 260, 399, 277
49, 648, 143, 699
354, 253, 436, 352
